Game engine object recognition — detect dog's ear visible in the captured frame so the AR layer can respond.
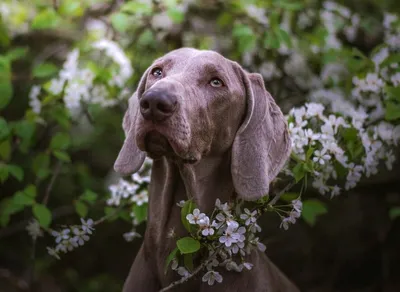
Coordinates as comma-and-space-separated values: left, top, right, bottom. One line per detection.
231, 72, 291, 201
114, 68, 150, 175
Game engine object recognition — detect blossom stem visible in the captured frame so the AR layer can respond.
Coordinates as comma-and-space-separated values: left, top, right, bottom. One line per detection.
159, 245, 222, 292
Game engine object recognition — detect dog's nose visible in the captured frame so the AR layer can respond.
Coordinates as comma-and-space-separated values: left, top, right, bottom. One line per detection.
140, 90, 177, 122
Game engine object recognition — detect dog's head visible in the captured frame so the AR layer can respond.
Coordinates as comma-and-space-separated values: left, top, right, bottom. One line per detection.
114, 48, 291, 200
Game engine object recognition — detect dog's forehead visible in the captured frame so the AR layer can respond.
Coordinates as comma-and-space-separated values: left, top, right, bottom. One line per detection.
153, 48, 231, 71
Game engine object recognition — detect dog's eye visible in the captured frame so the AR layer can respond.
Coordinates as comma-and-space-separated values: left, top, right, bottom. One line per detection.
210, 78, 224, 87
152, 68, 163, 78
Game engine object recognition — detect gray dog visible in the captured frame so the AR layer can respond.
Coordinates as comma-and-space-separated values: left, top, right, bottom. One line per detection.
114, 48, 299, 292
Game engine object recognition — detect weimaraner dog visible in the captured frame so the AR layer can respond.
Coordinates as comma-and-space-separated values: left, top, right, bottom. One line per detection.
114, 48, 299, 292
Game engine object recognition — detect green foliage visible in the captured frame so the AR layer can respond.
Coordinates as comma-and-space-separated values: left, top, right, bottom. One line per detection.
31, 8, 61, 30
389, 207, 400, 220
176, 237, 201, 254
181, 199, 197, 233
33, 203, 52, 228
164, 247, 179, 274
33, 62, 59, 78
302, 199, 328, 226
232, 23, 256, 54
0, 56, 12, 109
132, 204, 147, 224
111, 13, 130, 33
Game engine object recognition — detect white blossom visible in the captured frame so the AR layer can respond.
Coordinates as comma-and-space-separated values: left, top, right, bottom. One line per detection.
202, 270, 223, 285
186, 209, 206, 225
240, 208, 257, 226
131, 191, 148, 206
123, 230, 142, 242
26, 219, 43, 240
28, 85, 41, 114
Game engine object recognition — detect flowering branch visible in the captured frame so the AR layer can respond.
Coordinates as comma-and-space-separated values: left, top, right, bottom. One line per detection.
159, 246, 222, 292
160, 179, 298, 291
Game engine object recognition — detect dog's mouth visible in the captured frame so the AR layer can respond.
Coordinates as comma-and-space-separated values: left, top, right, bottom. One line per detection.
144, 131, 173, 157
143, 131, 197, 164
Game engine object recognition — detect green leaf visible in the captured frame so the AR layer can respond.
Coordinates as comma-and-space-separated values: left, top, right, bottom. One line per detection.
385, 86, 400, 103
184, 253, 194, 272
389, 207, 400, 220
50, 106, 71, 130
74, 200, 88, 218
33, 62, 58, 78
306, 147, 314, 161
275, 28, 292, 48
121, 2, 153, 15
7, 164, 23, 181
385, 101, 400, 121
31, 9, 60, 30
13, 120, 35, 152
217, 12, 233, 28
111, 13, 130, 33
53, 150, 71, 162
80, 190, 98, 204
302, 199, 327, 226
13, 191, 35, 206
6, 47, 29, 61
232, 24, 256, 53
0, 165, 9, 183
275, 1, 304, 10
181, 200, 197, 232
0, 59, 12, 109
167, 8, 185, 24
380, 53, 400, 68
132, 204, 148, 224
23, 185, 37, 198
33, 203, 52, 228
164, 247, 179, 274
0, 118, 10, 140
50, 132, 71, 150
0, 16, 10, 47
32, 153, 50, 179
0, 139, 11, 160
176, 237, 201, 254
264, 33, 280, 49
342, 127, 358, 141
59, 0, 83, 17
280, 192, 299, 202
292, 163, 306, 183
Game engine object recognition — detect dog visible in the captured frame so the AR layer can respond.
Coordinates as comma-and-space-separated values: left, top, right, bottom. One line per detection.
114, 48, 299, 291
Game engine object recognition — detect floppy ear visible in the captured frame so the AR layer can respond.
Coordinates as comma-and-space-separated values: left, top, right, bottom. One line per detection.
114, 69, 150, 175
231, 72, 291, 201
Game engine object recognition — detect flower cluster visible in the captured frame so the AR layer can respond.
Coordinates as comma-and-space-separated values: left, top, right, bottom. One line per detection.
287, 102, 399, 196
47, 218, 94, 260
171, 199, 266, 286
278, 199, 303, 230
28, 39, 133, 116
107, 158, 152, 241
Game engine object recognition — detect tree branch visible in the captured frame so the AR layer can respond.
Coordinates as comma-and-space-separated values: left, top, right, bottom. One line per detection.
159, 179, 296, 292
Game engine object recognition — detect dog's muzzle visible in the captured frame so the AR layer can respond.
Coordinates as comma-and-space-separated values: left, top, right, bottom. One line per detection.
139, 89, 177, 122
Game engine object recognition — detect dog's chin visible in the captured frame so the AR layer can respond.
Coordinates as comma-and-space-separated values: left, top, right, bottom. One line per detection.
143, 131, 198, 164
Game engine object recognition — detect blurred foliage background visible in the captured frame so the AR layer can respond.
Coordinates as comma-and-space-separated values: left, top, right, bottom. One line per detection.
1, 0, 400, 291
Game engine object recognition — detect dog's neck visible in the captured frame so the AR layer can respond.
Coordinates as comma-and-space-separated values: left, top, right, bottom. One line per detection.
146, 151, 235, 244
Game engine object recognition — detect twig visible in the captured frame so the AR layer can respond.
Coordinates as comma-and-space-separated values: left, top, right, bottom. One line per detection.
42, 161, 63, 205
28, 161, 63, 289
269, 179, 296, 206
159, 246, 222, 292
93, 203, 126, 226
0, 205, 74, 239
